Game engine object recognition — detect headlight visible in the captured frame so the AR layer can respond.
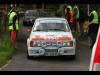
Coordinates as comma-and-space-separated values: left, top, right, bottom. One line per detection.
57, 41, 62, 46
67, 41, 73, 47
34, 41, 41, 46
62, 42, 66, 46
41, 42, 46, 47
63, 41, 73, 47
30, 41, 41, 47
30, 41, 34, 47
37, 43, 41, 46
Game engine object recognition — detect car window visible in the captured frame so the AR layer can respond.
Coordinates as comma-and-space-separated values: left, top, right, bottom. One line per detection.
33, 20, 69, 32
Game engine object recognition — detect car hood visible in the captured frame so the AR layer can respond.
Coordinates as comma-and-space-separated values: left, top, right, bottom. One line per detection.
29, 32, 74, 41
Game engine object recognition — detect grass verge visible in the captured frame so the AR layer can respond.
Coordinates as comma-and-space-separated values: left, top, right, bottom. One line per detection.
0, 34, 16, 67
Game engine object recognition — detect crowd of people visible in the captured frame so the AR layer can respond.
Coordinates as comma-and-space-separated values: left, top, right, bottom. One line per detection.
64, 4, 99, 49
7, 4, 99, 49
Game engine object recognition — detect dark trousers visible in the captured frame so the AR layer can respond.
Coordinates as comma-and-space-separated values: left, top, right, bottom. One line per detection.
80, 22, 84, 37
88, 23, 99, 48
73, 21, 77, 32
73, 18, 79, 32
69, 21, 77, 32
69, 23, 74, 31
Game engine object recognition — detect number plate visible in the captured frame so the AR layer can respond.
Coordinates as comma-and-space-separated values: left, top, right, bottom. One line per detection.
45, 49, 58, 56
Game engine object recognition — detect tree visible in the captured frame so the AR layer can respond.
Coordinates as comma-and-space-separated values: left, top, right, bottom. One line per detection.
56, 5, 65, 17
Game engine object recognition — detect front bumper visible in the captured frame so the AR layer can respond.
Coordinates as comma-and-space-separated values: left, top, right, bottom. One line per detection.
27, 46, 75, 56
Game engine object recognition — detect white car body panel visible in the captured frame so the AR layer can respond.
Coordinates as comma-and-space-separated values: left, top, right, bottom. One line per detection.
27, 18, 76, 57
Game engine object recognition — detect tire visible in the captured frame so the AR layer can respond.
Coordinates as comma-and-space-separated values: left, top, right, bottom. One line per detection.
27, 50, 32, 59
32, 56, 39, 59
27, 50, 38, 59
27, 54, 32, 59
70, 55, 76, 59
64, 55, 76, 60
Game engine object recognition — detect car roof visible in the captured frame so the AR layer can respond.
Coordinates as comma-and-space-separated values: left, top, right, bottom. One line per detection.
35, 17, 67, 21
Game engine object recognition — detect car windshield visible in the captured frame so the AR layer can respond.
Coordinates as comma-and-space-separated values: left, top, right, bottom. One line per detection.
33, 21, 69, 32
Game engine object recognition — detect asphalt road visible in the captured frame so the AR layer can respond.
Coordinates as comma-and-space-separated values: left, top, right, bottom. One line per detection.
1, 18, 92, 71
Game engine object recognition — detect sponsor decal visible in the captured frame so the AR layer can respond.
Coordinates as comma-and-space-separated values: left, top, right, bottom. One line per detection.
32, 37, 72, 41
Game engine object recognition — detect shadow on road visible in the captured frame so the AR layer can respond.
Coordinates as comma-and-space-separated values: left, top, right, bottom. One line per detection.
28, 56, 76, 62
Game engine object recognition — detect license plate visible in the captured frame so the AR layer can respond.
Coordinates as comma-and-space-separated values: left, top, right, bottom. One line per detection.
45, 49, 58, 56
45, 47, 58, 49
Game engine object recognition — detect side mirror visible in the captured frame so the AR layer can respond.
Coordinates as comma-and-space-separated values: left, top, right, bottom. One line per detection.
27, 28, 32, 32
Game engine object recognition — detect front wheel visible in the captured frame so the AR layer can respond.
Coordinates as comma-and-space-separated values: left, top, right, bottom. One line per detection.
27, 50, 38, 59
64, 55, 76, 60
27, 54, 32, 59
70, 55, 76, 59
27, 50, 32, 59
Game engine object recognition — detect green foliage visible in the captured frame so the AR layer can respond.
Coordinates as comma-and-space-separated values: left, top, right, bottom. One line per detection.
0, 34, 16, 67
45, 9, 56, 17
97, 10, 100, 24
56, 5, 65, 17
0, 11, 16, 67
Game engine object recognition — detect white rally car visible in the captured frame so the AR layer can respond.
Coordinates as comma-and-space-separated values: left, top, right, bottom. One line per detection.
27, 18, 76, 59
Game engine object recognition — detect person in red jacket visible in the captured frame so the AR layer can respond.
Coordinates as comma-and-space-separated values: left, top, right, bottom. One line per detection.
65, 5, 74, 32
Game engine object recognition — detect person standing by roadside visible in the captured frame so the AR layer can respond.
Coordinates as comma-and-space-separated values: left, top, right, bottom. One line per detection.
8, 5, 20, 45
78, 7, 88, 40
65, 5, 74, 31
88, 7, 99, 49
73, 5, 79, 33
